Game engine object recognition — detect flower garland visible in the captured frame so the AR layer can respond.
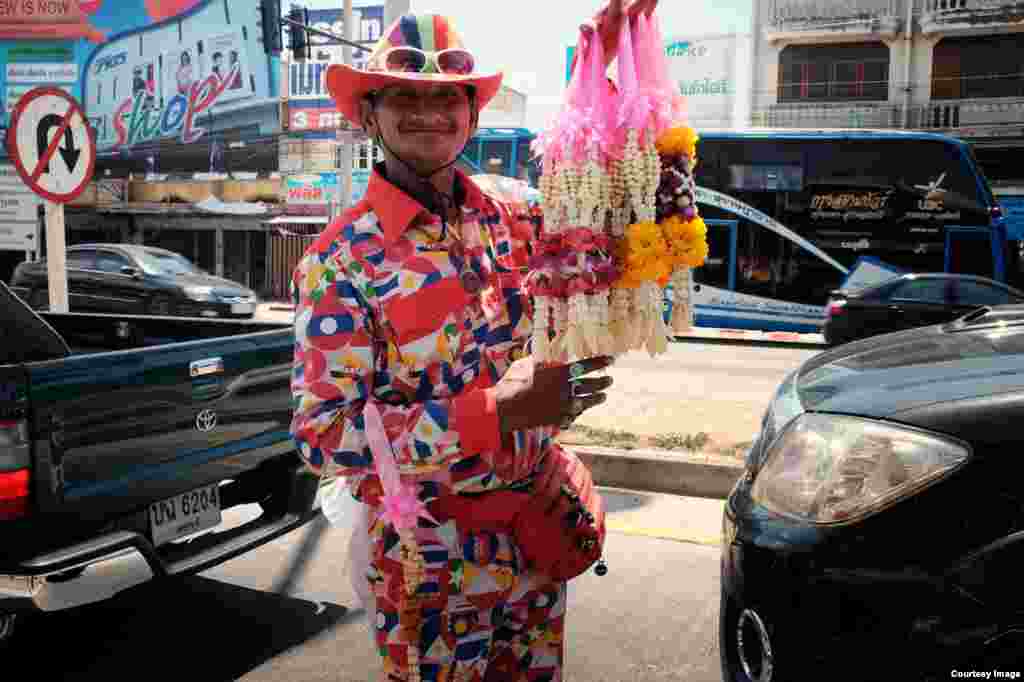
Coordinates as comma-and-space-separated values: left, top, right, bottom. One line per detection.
655, 126, 708, 334
528, 26, 619, 364
530, 12, 710, 362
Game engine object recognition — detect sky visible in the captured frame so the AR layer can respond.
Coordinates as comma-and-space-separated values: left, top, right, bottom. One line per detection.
301, 0, 754, 130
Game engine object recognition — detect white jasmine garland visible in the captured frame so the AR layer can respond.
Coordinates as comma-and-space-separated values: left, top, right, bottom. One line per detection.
532, 296, 552, 363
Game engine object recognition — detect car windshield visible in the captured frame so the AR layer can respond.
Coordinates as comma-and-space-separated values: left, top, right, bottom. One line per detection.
136, 251, 204, 276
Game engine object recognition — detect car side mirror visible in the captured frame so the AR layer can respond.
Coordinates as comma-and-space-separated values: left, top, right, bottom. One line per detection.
121, 266, 142, 279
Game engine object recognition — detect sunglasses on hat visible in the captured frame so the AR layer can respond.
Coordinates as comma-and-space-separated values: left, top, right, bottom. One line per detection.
380, 47, 476, 76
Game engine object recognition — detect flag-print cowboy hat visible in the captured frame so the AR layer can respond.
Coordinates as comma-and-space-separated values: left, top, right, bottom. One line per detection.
326, 13, 504, 127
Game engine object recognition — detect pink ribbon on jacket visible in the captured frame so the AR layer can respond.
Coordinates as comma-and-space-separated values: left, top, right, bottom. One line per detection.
363, 401, 438, 531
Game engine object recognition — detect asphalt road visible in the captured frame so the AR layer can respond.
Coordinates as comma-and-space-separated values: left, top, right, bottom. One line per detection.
256, 304, 821, 447
574, 339, 821, 446
9, 491, 726, 682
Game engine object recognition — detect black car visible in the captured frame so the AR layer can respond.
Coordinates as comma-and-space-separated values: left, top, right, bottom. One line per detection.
720, 308, 1024, 681
823, 272, 1024, 347
9, 244, 258, 318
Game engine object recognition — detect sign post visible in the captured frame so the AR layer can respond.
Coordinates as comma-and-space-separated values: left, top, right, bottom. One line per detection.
6, 87, 96, 314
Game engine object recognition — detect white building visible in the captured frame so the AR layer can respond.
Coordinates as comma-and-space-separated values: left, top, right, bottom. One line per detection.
749, 0, 1024, 183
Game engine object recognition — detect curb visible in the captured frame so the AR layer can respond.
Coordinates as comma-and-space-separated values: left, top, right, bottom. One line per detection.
672, 327, 826, 347
569, 445, 744, 500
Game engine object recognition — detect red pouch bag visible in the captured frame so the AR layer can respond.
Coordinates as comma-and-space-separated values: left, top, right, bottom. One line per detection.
513, 447, 606, 582
433, 447, 607, 582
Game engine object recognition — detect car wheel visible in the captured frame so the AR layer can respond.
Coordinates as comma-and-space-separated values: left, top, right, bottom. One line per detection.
150, 294, 174, 316
28, 288, 48, 311
720, 591, 780, 682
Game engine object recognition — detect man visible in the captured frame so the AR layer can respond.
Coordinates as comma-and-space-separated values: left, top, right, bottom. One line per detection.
292, 3, 656, 679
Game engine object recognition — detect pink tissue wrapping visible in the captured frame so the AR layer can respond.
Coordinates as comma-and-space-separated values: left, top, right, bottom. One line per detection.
648, 13, 688, 129
362, 401, 438, 532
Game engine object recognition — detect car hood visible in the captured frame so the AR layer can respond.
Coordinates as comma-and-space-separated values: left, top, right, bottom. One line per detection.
172, 273, 255, 297
796, 324, 1024, 421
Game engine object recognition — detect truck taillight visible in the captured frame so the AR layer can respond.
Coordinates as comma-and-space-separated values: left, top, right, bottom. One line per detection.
827, 300, 847, 317
0, 420, 30, 520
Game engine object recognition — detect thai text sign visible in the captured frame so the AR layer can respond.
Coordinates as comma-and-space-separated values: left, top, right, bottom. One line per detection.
286, 173, 339, 205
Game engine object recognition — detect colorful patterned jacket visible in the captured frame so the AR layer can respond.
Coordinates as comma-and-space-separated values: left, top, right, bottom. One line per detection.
290, 167, 552, 505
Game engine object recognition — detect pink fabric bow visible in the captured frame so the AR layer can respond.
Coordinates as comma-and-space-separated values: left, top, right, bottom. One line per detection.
363, 401, 438, 532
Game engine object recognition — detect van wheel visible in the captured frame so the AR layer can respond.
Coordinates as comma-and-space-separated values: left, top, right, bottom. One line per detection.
28, 289, 48, 311
150, 295, 174, 316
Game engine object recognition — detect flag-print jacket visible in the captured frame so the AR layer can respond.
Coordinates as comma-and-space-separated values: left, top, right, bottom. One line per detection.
290, 167, 556, 505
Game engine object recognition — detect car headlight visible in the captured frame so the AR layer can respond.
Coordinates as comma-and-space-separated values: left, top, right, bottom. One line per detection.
750, 413, 969, 525
184, 286, 215, 302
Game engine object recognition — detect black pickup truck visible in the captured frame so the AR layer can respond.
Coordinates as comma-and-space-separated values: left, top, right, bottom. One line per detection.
0, 281, 318, 642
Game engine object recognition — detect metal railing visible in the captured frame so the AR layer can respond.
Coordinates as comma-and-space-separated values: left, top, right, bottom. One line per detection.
924, 0, 1022, 12
751, 95, 1024, 135
917, 96, 1024, 131
767, 0, 903, 26
754, 101, 907, 128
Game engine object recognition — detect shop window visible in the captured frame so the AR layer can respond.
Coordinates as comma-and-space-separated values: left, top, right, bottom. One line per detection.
779, 43, 890, 102
932, 35, 1024, 100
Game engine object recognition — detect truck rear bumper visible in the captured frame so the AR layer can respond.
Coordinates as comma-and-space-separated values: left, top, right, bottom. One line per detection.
0, 469, 322, 613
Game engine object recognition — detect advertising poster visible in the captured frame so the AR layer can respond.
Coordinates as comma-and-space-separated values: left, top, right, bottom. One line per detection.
0, 0, 280, 161
286, 172, 339, 205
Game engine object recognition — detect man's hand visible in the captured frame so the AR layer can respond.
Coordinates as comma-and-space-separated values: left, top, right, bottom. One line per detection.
494, 355, 614, 445
583, 0, 659, 66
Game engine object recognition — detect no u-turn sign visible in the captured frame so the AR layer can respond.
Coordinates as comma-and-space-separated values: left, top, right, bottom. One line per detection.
6, 87, 96, 204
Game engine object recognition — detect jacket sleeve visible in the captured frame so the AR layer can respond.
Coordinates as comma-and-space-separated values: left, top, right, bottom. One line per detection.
289, 241, 505, 495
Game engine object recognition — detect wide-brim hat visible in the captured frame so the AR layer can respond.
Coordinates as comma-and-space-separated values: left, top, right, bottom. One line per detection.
326, 14, 503, 128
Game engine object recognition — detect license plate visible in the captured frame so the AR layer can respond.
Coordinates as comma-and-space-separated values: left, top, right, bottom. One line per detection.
149, 483, 222, 547
231, 303, 254, 314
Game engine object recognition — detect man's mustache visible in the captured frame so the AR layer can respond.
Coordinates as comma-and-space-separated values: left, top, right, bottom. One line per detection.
400, 122, 457, 133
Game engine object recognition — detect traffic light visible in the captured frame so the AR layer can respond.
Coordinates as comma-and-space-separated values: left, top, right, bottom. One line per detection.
288, 5, 309, 61
259, 0, 282, 54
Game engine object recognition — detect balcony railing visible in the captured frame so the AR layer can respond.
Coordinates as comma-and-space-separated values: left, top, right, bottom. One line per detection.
915, 97, 1024, 135
750, 97, 1024, 138
753, 101, 907, 129
766, 0, 904, 41
921, 0, 1024, 33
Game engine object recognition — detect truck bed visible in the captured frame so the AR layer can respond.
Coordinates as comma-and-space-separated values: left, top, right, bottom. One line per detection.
0, 285, 317, 599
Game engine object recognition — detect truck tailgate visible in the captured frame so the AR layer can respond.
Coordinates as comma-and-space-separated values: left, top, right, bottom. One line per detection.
28, 331, 296, 526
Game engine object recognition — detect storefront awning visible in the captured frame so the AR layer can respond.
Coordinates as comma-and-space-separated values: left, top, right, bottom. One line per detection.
264, 216, 330, 225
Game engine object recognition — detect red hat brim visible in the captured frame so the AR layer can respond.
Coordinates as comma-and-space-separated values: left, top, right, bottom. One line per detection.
325, 63, 504, 128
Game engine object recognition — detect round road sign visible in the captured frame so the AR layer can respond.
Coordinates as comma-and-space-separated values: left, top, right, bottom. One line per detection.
6, 87, 96, 204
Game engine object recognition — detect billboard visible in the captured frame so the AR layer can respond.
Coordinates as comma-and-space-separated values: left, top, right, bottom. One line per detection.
0, 0, 281, 160
665, 33, 751, 130
284, 5, 384, 105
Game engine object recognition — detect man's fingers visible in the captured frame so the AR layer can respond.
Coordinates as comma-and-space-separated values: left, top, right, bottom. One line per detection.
561, 355, 615, 382
577, 393, 608, 414
571, 376, 614, 397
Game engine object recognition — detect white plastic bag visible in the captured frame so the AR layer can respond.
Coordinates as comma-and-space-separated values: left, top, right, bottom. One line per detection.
322, 477, 377, 639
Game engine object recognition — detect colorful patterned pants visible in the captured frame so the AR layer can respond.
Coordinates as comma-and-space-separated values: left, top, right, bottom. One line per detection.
366, 517, 566, 682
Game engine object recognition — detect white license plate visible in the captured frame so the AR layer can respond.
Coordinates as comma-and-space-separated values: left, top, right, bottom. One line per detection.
231, 302, 254, 314
149, 483, 222, 547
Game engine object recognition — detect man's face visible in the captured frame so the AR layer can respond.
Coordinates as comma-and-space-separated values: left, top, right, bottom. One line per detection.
362, 82, 476, 174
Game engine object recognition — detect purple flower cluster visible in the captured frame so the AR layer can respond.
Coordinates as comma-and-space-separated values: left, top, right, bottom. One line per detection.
656, 155, 698, 224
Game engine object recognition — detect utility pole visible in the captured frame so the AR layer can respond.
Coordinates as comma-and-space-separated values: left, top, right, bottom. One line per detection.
336, 0, 354, 217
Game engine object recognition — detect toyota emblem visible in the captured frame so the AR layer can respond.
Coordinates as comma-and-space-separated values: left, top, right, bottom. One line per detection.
195, 409, 218, 432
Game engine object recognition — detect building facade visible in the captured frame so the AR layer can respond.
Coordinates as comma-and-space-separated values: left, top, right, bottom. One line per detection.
750, 0, 1024, 184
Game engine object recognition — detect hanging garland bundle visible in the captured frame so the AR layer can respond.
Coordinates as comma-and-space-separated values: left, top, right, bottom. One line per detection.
529, 27, 619, 363
530, 10, 710, 362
